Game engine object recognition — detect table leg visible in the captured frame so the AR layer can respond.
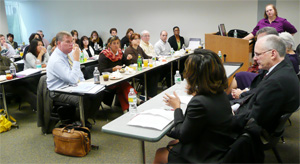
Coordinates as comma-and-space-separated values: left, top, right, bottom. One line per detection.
177, 59, 180, 71
144, 73, 147, 101
141, 140, 146, 164
1, 84, 10, 120
79, 96, 85, 127
171, 62, 173, 85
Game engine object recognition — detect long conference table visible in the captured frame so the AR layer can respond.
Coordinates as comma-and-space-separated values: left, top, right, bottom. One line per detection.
101, 62, 243, 163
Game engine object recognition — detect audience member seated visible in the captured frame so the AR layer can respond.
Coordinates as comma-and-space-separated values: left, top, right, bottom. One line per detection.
0, 34, 16, 58
121, 28, 134, 49
0, 47, 16, 74
243, 4, 297, 40
227, 27, 279, 96
23, 33, 43, 56
24, 39, 49, 70
233, 35, 299, 135
124, 33, 151, 64
47, 31, 102, 121
80, 36, 95, 58
37, 30, 50, 48
71, 30, 80, 45
279, 32, 299, 73
124, 33, 159, 98
153, 49, 235, 163
109, 28, 118, 37
6, 33, 18, 49
47, 37, 56, 56
98, 36, 138, 112
89, 31, 103, 50
168, 26, 185, 51
154, 30, 171, 56
140, 30, 155, 57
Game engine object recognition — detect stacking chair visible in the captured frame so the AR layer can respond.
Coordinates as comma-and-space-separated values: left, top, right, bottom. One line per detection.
260, 113, 293, 163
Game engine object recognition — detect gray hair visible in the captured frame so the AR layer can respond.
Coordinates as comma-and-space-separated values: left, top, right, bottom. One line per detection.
256, 27, 279, 36
263, 35, 286, 57
56, 31, 72, 42
279, 32, 294, 51
141, 30, 150, 37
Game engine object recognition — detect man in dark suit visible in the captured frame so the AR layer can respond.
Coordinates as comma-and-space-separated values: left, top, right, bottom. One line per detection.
235, 35, 299, 133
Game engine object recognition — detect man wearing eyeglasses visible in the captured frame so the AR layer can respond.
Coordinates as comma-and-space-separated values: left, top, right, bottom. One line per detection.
233, 34, 299, 134
46, 31, 101, 126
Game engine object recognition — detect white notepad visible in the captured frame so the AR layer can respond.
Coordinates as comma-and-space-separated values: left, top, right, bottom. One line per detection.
127, 109, 174, 130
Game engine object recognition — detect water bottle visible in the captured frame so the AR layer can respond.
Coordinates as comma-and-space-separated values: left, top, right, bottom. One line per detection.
218, 51, 222, 60
170, 48, 174, 56
103, 43, 106, 50
10, 63, 16, 78
124, 44, 127, 51
93, 67, 100, 84
94, 42, 98, 50
128, 88, 137, 114
182, 44, 186, 50
137, 54, 143, 71
36, 59, 42, 69
174, 70, 181, 84
152, 54, 157, 66
234, 30, 238, 38
80, 51, 84, 63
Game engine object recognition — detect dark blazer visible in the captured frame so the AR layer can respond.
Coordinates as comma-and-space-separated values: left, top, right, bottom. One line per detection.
168, 35, 185, 51
120, 36, 130, 49
168, 92, 235, 163
235, 59, 299, 133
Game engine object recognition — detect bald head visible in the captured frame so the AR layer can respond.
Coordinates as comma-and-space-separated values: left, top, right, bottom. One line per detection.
160, 30, 168, 42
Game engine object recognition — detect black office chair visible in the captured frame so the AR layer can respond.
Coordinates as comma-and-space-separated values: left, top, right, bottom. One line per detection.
37, 75, 76, 134
260, 113, 293, 163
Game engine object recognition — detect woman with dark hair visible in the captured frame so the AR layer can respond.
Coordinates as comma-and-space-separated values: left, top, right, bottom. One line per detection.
23, 33, 43, 57
168, 26, 185, 51
98, 36, 138, 112
47, 37, 56, 56
89, 31, 103, 50
124, 33, 151, 64
153, 49, 235, 163
24, 39, 49, 70
121, 28, 134, 49
80, 36, 95, 58
71, 30, 80, 45
244, 4, 297, 40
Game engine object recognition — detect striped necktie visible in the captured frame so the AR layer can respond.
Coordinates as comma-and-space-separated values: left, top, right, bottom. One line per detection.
67, 54, 73, 69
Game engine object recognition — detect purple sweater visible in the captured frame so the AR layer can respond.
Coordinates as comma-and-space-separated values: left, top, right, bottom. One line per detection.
252, 17, 297, 36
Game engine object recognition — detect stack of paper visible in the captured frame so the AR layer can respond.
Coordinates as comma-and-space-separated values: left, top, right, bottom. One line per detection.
127, 109, 174, 130
56, 82, 105, 94
16, 69, 42, 77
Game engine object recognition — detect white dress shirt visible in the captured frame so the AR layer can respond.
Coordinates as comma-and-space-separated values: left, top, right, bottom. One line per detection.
154, 39, 171, 56
46, 48, 84, 91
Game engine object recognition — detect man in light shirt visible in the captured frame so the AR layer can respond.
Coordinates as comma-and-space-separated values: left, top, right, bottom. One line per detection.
154, 30, 171, 56
37, 30, 50, 48
47, 31, 101, 123
140, 30, 155, 57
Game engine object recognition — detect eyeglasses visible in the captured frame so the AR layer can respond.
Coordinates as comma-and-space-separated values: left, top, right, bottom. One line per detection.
254, 49, 272, 57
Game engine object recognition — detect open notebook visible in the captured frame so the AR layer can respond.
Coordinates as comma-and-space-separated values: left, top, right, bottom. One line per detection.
127, 109, 174, 130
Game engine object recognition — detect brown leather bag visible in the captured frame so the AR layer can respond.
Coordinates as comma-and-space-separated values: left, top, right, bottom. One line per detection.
52, 125, 91, 157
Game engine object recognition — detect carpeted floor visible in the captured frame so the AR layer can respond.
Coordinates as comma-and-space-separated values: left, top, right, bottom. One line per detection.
1, 101, 299, 163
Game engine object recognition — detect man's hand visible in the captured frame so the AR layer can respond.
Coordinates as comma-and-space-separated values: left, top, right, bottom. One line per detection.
231, 88, 243, 99
73, 44, 80, 61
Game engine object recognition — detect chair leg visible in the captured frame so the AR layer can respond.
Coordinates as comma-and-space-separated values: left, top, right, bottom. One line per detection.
272, 147, 283, 163
280, 136, 285, 143
287, 118, 292, 126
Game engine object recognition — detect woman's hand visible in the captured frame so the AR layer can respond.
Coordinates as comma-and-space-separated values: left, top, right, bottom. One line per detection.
40, 47, 47, 55
113, 65, 122, 72
127, 54, 132, 60
163, 91, 181, 109
51, 46, 56, 52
